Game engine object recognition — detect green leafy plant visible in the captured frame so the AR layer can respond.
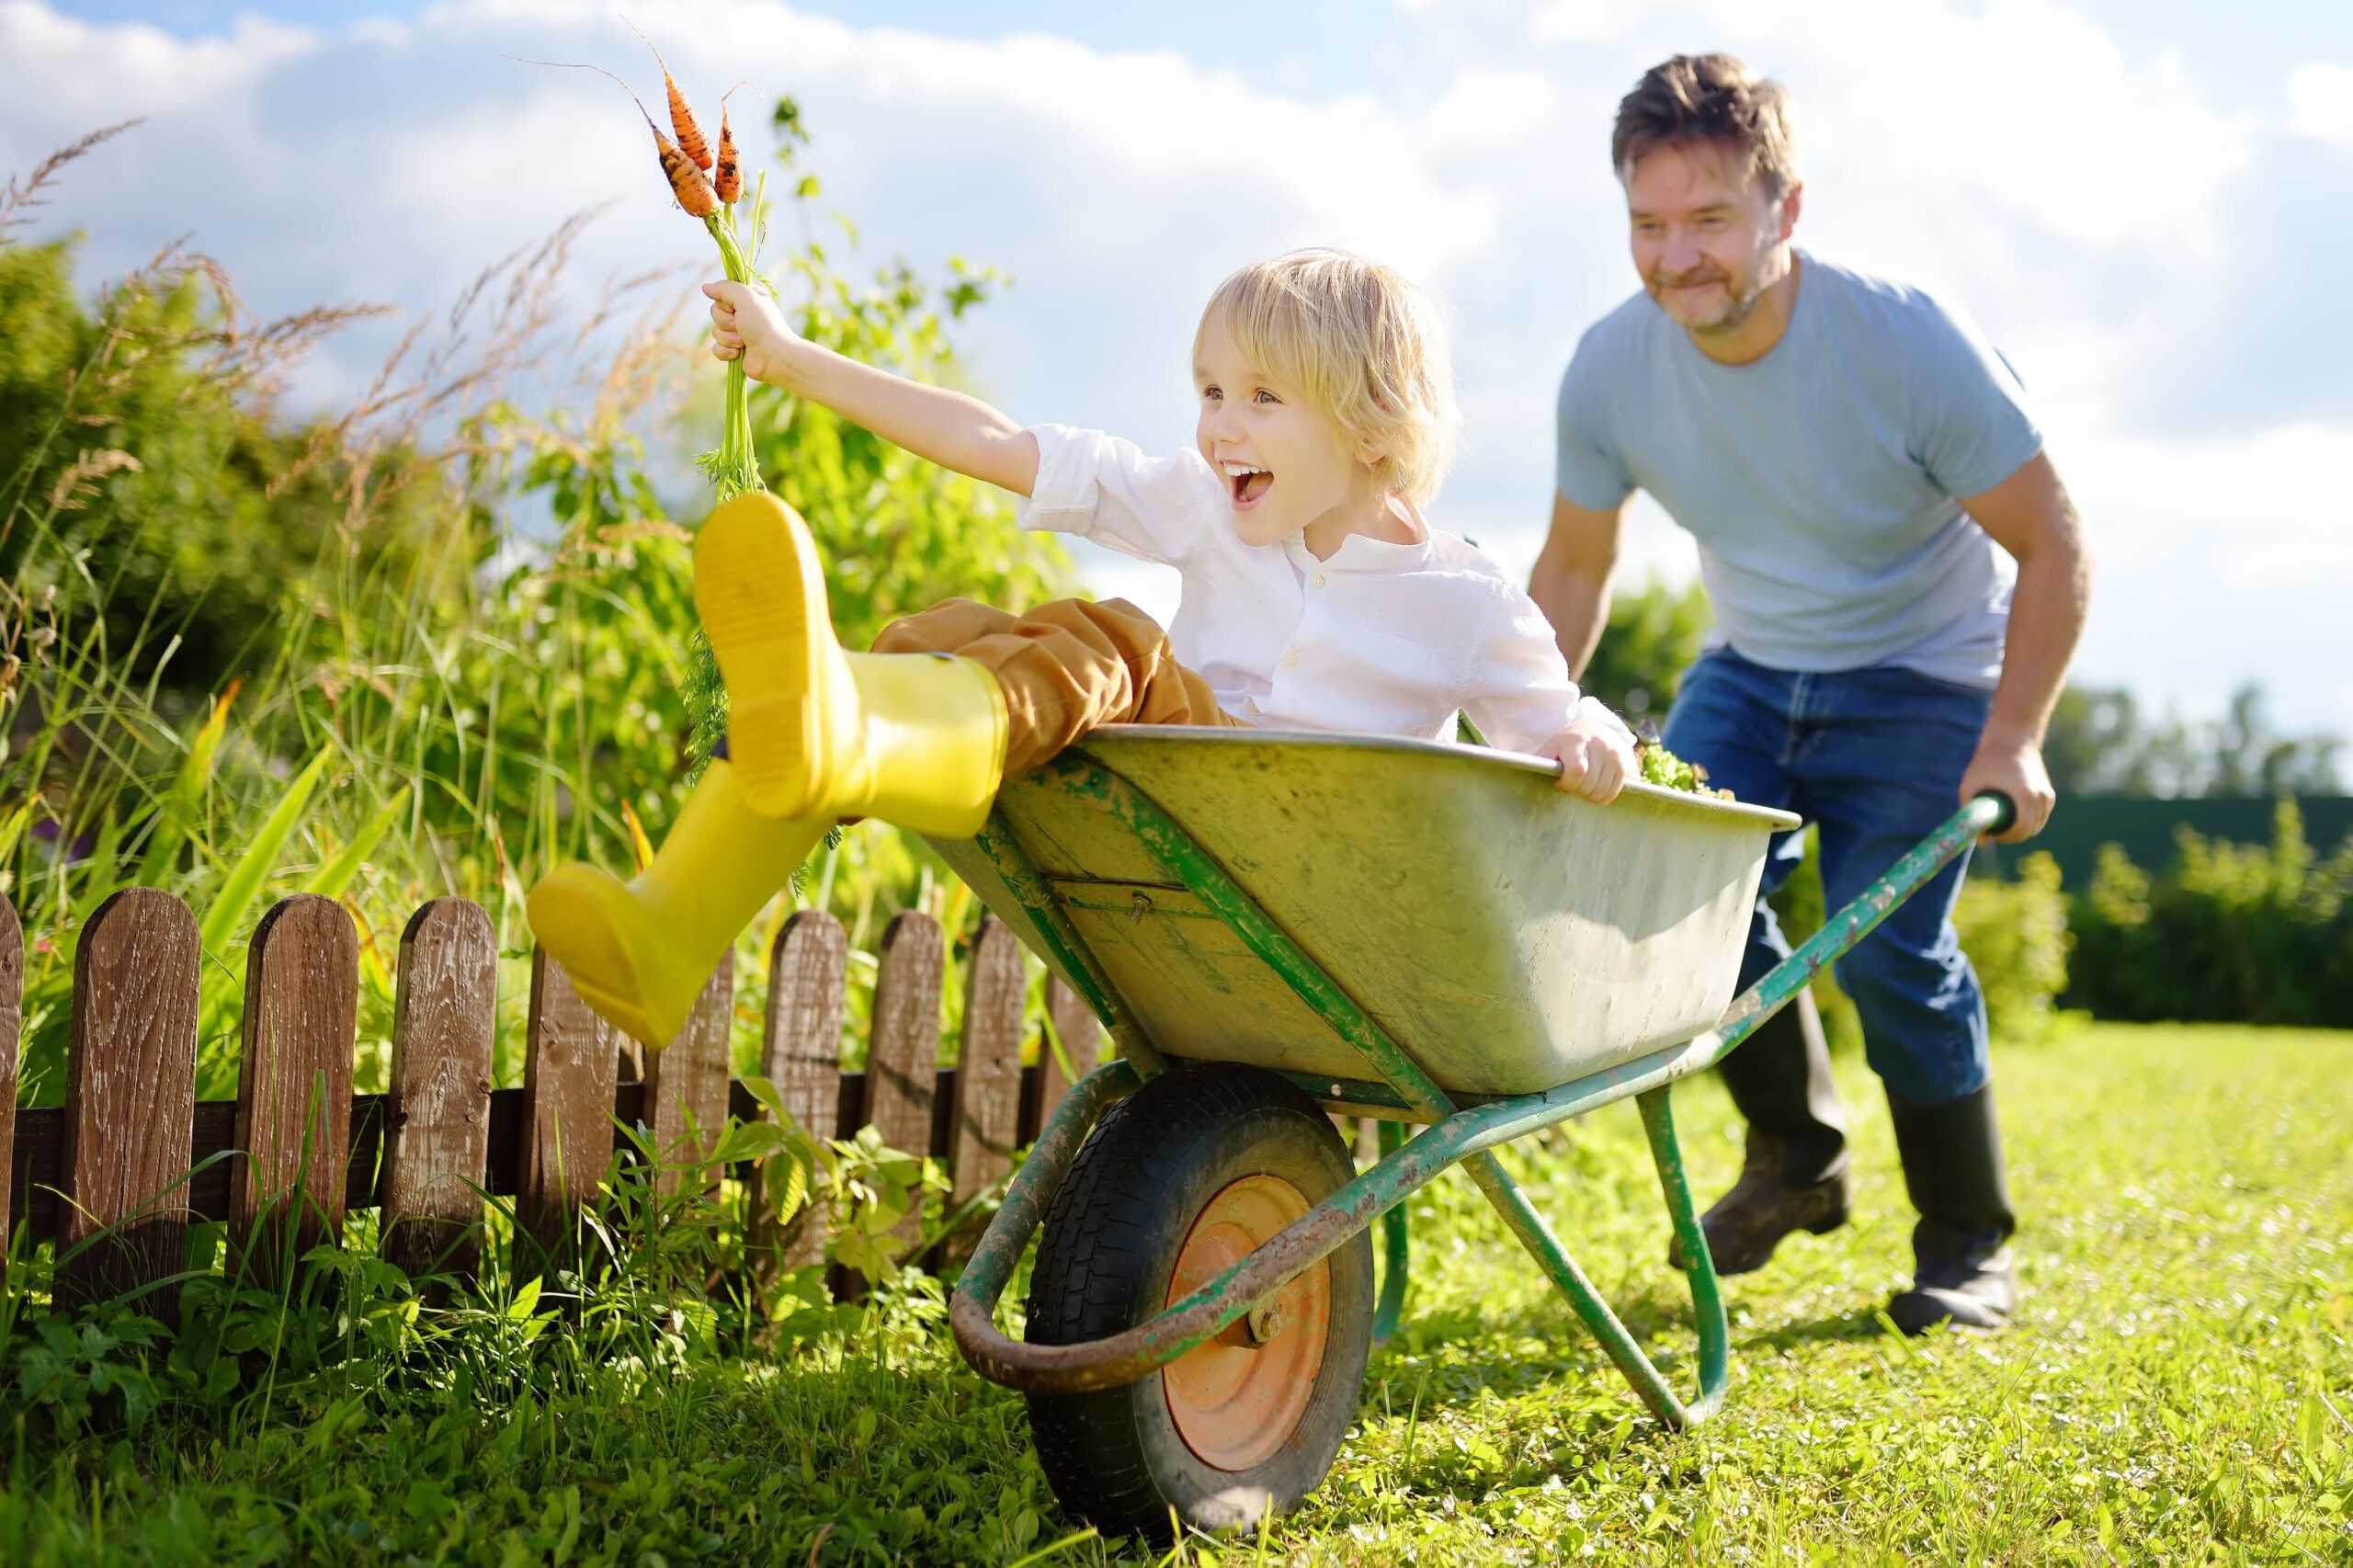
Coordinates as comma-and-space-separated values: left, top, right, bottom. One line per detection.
1769, 836, 2073, 1052
1952, 848, 2075, 1042
1576, 575, 1714, 725
2066, 800, 2351, 1025
736, 1075, 950, 1299
1633, 734, 1731, 799
6, 1305, 167, 1441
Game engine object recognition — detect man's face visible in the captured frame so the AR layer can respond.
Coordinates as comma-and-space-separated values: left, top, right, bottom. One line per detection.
1624, 139, 1797, 334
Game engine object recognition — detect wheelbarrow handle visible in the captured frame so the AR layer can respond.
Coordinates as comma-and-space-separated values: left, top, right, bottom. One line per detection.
1972, 789, 2019, 837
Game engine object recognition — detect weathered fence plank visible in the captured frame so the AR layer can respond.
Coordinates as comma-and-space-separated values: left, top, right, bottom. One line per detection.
381, 898, 496, 1282
755, 910, 847, 1275
948, 917, 1026, 1219
1037, 977, 1103, 1123
11, 1064, 1067, 1237
229, 895, 358, 1284
60, 889, 202, 1314
518, 950, 620, 1269
15, 881, 1108, 1312
644, 955, 733, 1196
865, 914, 943, 1258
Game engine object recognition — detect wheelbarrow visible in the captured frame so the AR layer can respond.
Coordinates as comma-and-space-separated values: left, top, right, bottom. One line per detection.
928, 727, 2012, 1538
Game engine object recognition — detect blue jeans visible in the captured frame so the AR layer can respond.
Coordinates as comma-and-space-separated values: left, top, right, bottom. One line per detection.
1661, 646, 1993, 1106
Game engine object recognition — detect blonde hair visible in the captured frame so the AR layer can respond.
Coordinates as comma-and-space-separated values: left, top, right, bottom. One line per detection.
1196, 248, 1458, 506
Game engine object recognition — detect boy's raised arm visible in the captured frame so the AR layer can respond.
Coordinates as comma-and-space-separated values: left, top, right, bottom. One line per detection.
704, 279, 1040, 497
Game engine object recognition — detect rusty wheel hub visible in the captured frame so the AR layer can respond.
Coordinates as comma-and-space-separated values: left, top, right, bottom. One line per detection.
1160, 1174, 1331, 1471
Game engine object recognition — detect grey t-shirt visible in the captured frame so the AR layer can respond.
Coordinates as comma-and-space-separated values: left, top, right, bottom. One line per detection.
1555, 252, 2042, 688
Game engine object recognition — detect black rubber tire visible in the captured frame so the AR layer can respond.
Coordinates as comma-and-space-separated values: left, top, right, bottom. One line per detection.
1022, 1063, 1373, 1541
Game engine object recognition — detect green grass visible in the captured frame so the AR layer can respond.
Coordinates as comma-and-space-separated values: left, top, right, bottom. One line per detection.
3, 1022, 2347, 1565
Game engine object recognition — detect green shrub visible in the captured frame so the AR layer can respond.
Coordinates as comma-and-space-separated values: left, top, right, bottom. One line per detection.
1764, 829, 1862, 1055
1771, 835, 2073, 1053
1577, 576, 1712, 726
1953, 850, 2074, 1042
0, 236, 456, 706
2065, 801, 2352, 1025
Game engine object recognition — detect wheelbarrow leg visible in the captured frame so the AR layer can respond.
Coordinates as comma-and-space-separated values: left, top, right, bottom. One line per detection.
1461, 1083, 1729, 1430
1372, 1119, 1411, 1346
1636, 1085, 1731, 1421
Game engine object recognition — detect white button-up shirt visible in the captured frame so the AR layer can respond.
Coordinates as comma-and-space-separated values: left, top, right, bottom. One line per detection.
1019, 425, 1631, 757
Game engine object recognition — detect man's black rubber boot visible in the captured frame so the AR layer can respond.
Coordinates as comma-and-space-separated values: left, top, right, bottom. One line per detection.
1672, 989, 1854, 1276
1886, 1083, 2018, 1334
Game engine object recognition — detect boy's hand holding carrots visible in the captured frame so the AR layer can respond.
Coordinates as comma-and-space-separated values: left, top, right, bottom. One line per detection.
1539, 718, 1637, 804
705, 279, 798, 386
701, 280, 1040, 495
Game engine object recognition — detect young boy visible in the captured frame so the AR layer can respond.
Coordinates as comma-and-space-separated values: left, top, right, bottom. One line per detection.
529, 249, 1636, 1048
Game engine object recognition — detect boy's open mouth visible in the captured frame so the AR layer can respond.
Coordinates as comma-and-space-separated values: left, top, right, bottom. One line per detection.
1223, 462, 1273, 509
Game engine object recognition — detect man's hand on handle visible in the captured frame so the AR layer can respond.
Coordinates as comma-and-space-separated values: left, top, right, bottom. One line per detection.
1958, 726, 2054, 843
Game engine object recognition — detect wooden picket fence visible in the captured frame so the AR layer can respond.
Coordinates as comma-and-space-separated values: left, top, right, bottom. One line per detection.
0, 888, 1102, 1315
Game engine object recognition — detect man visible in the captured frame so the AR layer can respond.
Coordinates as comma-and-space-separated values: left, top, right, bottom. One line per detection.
1531, 54, 2091, 1333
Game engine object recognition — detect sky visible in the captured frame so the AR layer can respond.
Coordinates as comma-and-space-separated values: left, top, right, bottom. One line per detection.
6, 0, 2351, 735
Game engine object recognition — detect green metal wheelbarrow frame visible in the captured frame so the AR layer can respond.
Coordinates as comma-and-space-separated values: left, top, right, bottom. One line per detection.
949, 746, 2013, 1429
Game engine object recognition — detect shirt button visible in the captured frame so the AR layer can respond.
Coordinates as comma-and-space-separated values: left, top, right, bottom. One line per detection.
1282, 651, 1300, 669
1310, 573, 1325, 589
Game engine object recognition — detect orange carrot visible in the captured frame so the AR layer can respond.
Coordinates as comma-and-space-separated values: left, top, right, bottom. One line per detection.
657, 127, 720, 217
626, 17, 712, 170
510, 57, 718, 218
714, 82, 745, 204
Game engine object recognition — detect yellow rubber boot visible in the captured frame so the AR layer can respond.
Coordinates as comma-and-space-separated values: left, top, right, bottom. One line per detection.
525, 760, 826, 1049
694, 493, 1007, 831
835, 650, 1006, 835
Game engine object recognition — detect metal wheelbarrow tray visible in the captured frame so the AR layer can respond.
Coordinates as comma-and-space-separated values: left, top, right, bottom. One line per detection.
927, 726, 2011, 1539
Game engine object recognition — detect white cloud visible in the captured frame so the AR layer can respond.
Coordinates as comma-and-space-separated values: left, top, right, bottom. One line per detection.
2042, 417, 2353, 719
0, 0, 2342, 735
1531, 3, 1644, 46
0, 2, 318, 120
1527, 0, 2250, 249
2288, 61, 2353, 145
1811, 0, 2245, 249
1421, 69, 1560, 150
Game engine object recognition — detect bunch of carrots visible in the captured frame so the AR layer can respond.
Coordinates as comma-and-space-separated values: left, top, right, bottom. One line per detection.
526, 25, 768, 500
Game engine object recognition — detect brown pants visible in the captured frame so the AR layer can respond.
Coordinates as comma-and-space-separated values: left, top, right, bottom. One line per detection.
872, 597, 1243, 777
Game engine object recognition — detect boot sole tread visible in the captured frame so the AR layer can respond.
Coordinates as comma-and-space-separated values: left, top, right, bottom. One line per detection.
695, 497, 834, 819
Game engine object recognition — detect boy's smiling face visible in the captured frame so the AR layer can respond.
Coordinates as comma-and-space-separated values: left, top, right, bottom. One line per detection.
1194, 312, 1375, 549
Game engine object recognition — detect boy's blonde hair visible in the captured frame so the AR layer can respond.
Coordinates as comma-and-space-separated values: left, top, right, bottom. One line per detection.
1197, 248, 1458, 506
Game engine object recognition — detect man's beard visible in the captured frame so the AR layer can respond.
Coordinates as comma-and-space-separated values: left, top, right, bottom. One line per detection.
1649, 264, 1766, 333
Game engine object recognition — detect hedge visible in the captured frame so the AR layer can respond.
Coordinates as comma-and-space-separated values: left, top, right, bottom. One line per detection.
2064, 801, 2352, 1027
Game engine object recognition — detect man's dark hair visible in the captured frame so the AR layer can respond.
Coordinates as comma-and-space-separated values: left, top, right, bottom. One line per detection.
1612, 53, 1799, 200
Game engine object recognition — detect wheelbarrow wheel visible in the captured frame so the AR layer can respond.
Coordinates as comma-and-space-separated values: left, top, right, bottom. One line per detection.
1023, 1062, 1373, 1540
